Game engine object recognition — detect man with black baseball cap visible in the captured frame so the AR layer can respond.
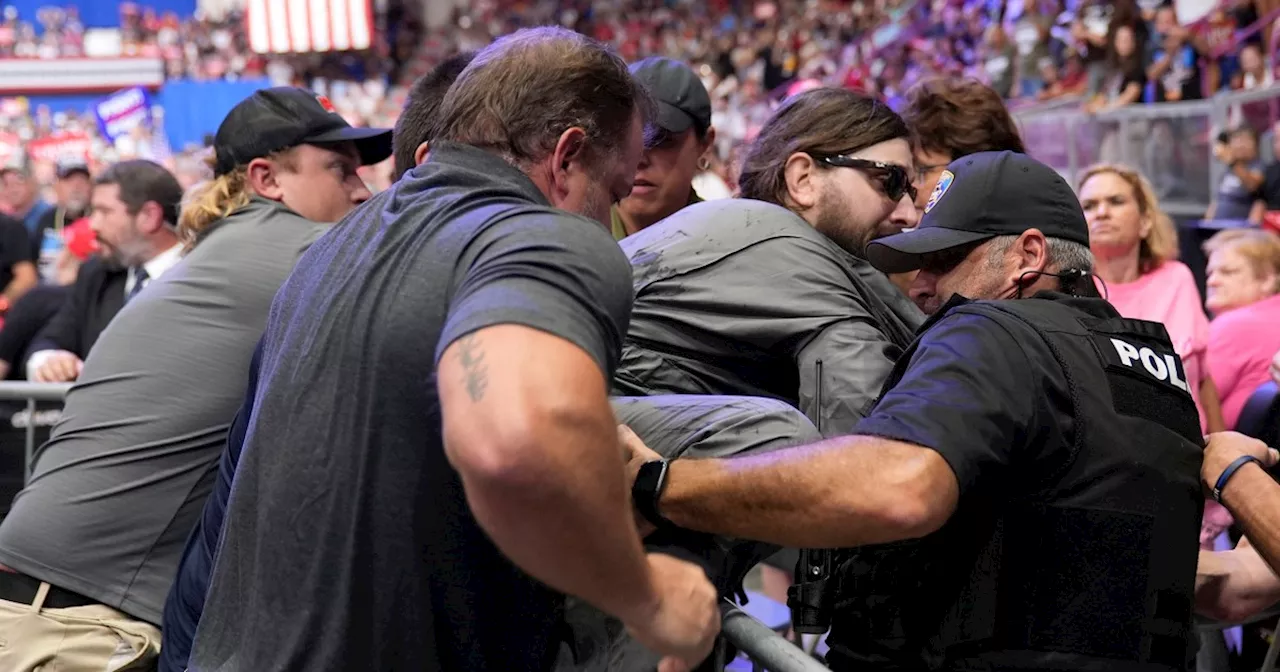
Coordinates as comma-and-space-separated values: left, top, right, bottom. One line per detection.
31, 161, 92, 276
0, 87, 390, 672
612, 56, 716, 239
866, 149, 1095, 314
620, 151, 1209, 672
197, 86, 390, 229
213, 86, 391, 175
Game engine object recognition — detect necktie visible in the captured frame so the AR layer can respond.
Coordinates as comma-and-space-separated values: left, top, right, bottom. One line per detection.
126, 267, 150, 304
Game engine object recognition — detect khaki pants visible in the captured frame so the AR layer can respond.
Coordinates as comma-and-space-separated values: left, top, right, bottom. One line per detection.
0, 581, 160, 672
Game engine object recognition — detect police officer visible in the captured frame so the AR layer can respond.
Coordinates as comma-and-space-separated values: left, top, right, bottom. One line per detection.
622, 151, 1206, 672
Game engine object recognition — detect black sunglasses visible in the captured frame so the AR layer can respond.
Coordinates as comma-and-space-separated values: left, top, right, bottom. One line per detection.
811, 154, 918, 204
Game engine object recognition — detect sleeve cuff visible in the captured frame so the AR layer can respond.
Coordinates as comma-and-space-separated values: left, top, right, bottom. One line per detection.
25, 349, 56, 380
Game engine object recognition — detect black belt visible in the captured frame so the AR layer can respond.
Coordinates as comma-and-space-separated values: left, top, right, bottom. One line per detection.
0, 568, 99, 609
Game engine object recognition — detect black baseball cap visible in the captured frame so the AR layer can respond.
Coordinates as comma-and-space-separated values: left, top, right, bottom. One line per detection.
55, 162, 90, 179
631, 57, 712, 135
866, 151, 1090, 273
212, 87, 392, 176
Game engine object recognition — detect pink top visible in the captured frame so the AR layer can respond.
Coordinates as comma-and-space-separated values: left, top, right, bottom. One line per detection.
1207, 292, 1280, 429
1102, 261, 1212, 431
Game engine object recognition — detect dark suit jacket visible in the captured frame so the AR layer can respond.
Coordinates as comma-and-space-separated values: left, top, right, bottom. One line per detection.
27, 257, 126, 363
0, 284, 70, 376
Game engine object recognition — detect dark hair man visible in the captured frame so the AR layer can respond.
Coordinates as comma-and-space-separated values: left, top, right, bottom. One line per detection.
0, 90, 391, 672
612, 57, 716, 239
26, 159, 184, 383
187, 27, 719, 672
900, 76, 1027, 211
32, 162, 93, 272
612, 86, 925, 621
623, 152, 1206, 672
617, 87, 923, 436
392, 51, 478, 180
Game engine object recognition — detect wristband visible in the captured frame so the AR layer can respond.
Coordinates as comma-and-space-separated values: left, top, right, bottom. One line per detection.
1212, 455, 1262, 503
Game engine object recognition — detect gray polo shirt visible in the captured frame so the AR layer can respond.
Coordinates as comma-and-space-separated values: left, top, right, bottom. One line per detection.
616, 198, 924, 436
0, 196, 327, 625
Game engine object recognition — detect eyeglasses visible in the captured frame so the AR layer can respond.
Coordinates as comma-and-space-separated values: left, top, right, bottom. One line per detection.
811, 154, 918, 204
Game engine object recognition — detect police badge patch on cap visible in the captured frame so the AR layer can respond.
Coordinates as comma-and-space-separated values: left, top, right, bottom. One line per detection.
924, 169, 954, 214
315, 95, 337, 114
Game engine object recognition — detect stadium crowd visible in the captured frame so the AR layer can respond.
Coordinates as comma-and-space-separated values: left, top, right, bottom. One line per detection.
0, 2, 1279, 672
3, 0, 1277, 203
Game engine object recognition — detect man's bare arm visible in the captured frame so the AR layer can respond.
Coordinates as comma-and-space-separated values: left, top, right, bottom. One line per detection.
1197, 540, 1280, 623
1201, 432, 1280, 616
439, 324, 657, 623
1216, 464, 1280, 580
657, 435, 959, 548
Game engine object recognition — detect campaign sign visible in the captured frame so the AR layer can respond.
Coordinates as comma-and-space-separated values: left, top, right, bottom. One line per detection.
93, 86, 153, 144
25, 131, 92, 164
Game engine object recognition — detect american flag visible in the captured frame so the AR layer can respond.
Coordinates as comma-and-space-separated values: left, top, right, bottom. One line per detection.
245, 0, 374, 54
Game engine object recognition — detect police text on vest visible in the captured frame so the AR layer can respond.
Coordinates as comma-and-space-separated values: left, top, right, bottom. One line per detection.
1109, 338, 1189, 392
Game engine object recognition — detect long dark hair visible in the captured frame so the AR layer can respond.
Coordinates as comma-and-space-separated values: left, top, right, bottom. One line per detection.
737, 88, 909, 207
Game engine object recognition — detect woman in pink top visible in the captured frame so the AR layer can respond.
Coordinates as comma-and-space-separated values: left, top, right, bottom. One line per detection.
1204, 228, 1280, 429
1079, 164, 1226, 434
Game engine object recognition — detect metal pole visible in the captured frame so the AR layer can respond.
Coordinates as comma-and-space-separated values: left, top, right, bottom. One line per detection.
0, 382, 72, 402
719, 600, 829, 672
23, 397, 34, 483
0, 383, 74, 484
1263, 616, 1280, 672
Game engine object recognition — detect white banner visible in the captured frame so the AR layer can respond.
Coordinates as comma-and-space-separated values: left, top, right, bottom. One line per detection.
0, 58, 164, 95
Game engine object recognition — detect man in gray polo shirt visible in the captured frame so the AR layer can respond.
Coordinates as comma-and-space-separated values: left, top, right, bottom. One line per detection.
0, 87, 391, 672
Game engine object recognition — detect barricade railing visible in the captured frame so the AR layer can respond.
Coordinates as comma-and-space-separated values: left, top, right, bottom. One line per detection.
0, 382, 72, 483
1014, 83, 1280, 217
717, 599, 829, 672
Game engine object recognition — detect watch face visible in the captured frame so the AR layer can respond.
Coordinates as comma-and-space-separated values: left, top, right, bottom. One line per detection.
638, 460, 668, 492
635, 460, 670, 527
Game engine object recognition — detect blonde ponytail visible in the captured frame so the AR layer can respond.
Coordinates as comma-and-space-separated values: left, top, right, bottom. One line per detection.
179, 149, 297, 250
178, 156, 251, 250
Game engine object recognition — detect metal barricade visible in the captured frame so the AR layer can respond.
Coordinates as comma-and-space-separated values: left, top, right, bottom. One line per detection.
718, 599, 829, 672
0, 382, 73, 483
1013, 83, 1280, 217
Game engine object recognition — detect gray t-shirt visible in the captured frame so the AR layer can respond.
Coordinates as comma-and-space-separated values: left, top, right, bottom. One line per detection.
616, 198, 923, 436
190, 143, 633, 672
0, 196, 326, 624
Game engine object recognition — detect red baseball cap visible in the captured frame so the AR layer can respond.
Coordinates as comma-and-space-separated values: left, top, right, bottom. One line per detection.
64, 217, 98, 261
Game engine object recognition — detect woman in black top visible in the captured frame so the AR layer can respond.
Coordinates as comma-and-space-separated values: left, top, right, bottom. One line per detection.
1086, 23, 1148, 113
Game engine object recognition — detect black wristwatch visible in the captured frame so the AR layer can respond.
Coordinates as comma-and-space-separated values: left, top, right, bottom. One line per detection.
633, 459, 674, 529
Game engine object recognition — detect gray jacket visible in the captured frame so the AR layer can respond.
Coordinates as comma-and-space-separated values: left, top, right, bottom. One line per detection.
615, 198, 923, 436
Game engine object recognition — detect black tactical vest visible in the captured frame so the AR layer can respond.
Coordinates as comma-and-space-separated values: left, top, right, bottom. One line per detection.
825, 293, 1205, 672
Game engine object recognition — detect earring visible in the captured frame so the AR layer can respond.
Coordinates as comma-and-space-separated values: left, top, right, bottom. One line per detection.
697, 157, 711, 171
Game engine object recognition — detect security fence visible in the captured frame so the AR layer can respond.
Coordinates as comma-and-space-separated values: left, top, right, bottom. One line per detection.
0, 381, 71, 487
1014, 84, 1280, 218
